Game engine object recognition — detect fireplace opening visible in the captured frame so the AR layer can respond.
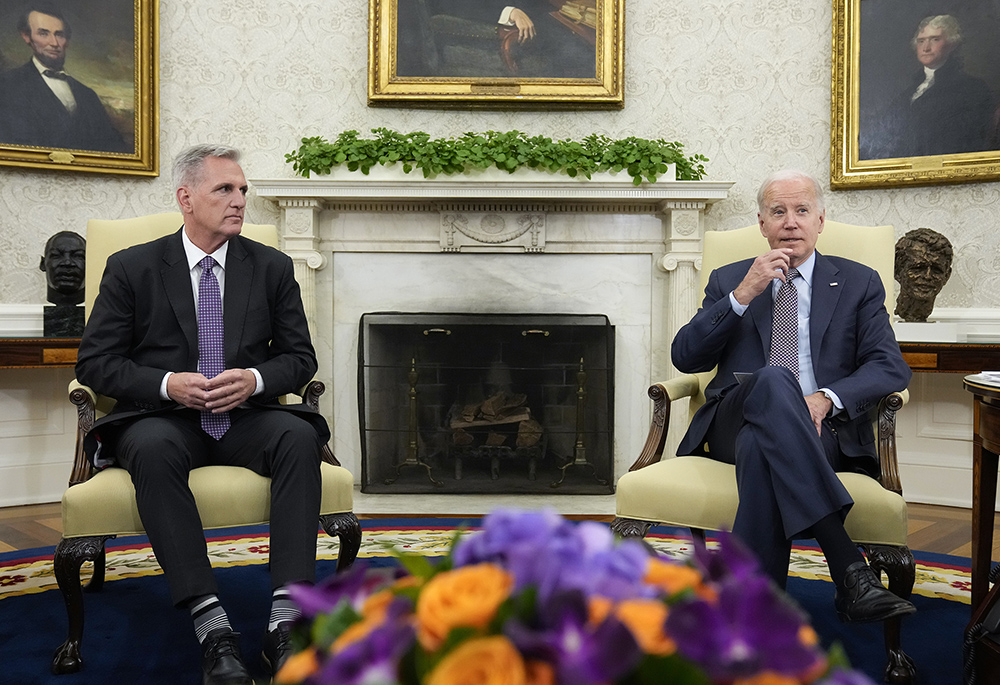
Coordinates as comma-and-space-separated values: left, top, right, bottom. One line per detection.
359, 313, 615, 494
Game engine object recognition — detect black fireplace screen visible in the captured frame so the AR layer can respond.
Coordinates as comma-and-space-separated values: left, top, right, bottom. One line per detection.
358, 313, 614, 494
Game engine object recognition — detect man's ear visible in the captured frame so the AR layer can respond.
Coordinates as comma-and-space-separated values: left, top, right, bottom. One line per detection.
39, 256, 46, 272
176, 186, 192, 214
758, 213, 765, 235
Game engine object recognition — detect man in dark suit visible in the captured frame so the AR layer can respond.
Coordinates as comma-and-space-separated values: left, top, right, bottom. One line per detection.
672, 170, 915, 623
0, 4, 129, 152
76, 144, 327, 684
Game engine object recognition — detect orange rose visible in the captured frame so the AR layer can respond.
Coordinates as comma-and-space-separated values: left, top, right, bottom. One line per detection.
611, 599, 675, 655
644, 558, 716, 600
332, 588, 397, 652
416, 563, 513, 650
426, 636, 527, 685
525, 659, 556, 685
274, 648, 320, 684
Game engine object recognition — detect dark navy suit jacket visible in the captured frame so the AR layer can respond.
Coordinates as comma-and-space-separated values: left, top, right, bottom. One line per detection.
76, 229, 328, 464
672, 251, 911, 475
0, 61, 129, 152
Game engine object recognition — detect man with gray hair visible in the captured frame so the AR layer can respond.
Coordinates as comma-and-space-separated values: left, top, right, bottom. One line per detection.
673, 169, 915, 623
77, 144, 327, 684
865, 14, 993, 159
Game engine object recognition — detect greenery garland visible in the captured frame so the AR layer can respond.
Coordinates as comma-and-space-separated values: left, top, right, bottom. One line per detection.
286, 128, 708, 185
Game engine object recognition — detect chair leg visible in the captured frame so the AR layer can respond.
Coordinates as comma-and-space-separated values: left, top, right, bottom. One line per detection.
320, 513, 362, 572
863, 543, 917, 685
51, 535, 113, 675
610, 516, 654, 539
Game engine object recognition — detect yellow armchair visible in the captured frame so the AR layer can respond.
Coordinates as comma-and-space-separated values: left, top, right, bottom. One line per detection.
612, 221, 916, 684
52, 213, 360, 675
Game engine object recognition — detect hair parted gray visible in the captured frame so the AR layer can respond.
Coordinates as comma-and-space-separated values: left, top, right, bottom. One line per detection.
912, 15, 962, 50
756, 169, 825, 214
172, 144, 241, 191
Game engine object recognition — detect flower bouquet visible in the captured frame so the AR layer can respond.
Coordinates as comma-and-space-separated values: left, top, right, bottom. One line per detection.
276, 509, 874, 685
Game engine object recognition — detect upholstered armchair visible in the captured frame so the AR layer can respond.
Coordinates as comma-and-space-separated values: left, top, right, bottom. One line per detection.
51, 213, 361, 675
612, 221, 916, 684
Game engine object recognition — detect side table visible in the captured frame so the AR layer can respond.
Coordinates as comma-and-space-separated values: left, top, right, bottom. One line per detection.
964, 376, 1000, 612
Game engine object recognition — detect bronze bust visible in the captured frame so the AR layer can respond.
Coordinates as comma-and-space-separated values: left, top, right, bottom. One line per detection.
39, 231, 86, 336
894, 228, 953, 322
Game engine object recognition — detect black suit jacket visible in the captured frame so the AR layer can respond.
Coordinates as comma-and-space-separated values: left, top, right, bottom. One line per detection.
672, 252, 911, 473
76, 229, 328, 463
0, 61, 129, 152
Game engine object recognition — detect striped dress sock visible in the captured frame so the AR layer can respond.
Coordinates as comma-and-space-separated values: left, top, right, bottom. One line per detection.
268, 586, 301, 632
188, 594, 232, 643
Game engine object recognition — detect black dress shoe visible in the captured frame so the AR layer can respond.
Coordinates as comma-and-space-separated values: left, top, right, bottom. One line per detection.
261, 624, 292, 677
201, 628, 252, 685
834, 561, 916, 623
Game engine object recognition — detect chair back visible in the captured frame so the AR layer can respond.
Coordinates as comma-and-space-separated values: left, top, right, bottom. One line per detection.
84, 213, 278, 320
687, 220, 896, 413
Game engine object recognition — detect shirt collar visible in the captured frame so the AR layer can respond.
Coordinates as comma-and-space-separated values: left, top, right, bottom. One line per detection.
773, 250, 816, 289
181, 226, 228, 271
32, 57, 67, 78
923, 65, 937, 79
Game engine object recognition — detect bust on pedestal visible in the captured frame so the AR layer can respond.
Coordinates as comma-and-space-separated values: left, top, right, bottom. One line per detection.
39, 231, 85, 337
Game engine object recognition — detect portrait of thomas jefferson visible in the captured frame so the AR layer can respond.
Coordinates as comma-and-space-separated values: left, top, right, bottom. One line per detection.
859, 13, 995, 160
0, 2, 133, 153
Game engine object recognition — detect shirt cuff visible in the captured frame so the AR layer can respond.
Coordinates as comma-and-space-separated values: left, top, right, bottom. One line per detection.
499, 6, 515, 24
160, 372, 172, 400
249, 368, 264, 396
729, 291, 749, 317
819, 387, 843, 416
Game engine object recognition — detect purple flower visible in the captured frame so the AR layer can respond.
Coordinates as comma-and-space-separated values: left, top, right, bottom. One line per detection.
506, 590, 642, 685
666, 574, 821, 680
312, 618, 414, 685
289, 563, 404, 618
690, 530, 761, 584
453, 508, 652, 601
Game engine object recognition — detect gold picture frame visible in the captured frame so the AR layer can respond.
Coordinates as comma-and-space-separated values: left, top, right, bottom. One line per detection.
831, 0, 1000, 189
368, 0, 623, 109
0, 0, 158, 176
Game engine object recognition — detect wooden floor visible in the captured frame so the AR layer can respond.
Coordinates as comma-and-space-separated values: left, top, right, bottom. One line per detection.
1, 500, 998, 560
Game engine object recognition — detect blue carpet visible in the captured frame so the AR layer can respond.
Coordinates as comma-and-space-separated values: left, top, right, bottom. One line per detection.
0, 518, 972, 684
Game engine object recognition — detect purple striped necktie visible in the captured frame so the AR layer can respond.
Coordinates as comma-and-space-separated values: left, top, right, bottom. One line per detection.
768, 267, 800, 379
198, 256, 230, 439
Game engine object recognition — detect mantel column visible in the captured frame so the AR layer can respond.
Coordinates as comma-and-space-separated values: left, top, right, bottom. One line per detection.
658, 201, 706, 359
278, 199, 326, 327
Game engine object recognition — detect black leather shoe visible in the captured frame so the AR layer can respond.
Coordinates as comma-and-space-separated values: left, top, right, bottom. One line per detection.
201, 628, 252, 685
834, 561, 916, 623
261, 624, 293, 677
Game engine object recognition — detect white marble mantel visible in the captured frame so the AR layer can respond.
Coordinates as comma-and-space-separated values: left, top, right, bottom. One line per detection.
252, 171, 733, 485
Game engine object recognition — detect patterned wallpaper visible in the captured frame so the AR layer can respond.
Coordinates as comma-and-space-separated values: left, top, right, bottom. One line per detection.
1, 0, 998, 309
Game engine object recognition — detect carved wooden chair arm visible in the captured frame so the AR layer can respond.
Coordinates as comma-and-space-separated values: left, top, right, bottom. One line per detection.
68, 380, 99, 487
628, 374, 703, 472
876, 389, 908, 495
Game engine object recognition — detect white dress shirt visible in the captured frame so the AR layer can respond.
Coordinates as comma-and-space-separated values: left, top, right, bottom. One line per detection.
33, 57, 77, 112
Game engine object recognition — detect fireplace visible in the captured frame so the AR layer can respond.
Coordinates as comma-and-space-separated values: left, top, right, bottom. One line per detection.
359, 313, 614, 494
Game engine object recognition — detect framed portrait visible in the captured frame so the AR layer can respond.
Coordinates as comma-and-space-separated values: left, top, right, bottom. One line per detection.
368, 0, 624, 109
831, 0, 1000, 189
0, 0, 158, 176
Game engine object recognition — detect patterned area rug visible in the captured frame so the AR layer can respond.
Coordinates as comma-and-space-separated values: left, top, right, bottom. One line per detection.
0, 521, 972, 605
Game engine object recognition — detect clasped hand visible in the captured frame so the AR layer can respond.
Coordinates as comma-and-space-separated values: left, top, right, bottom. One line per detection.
733, 248, 794, 306
167, 369, 256, 413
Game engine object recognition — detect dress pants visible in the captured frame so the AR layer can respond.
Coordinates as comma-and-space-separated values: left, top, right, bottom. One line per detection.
705, 366, 854, 586
114, 407, 323, 606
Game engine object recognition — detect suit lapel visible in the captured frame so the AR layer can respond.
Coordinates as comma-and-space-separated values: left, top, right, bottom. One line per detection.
809, 252, 842, 361
223, 236, 252, 365
160, 230, 199, 365
748, 283, 774, 357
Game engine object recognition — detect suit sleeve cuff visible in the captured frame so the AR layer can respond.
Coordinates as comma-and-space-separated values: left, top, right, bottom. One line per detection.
820, 387, 843, 416
249, 368, 264, 396
159, 372, 172, 400
729, 291, 749, 317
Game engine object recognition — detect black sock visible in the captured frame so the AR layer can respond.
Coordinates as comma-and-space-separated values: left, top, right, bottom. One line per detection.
187, 594, 232, 643
811, 513, 865, 591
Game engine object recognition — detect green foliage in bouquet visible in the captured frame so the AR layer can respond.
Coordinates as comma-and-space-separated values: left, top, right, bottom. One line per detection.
274, 509, 874, 685
285, 129, 709, 185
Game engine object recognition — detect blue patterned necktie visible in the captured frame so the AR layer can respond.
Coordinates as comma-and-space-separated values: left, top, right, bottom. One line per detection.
197, 256, 230, 439
768, 267, 800, 379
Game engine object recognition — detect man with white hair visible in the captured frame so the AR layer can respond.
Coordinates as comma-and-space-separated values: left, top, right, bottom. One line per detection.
672, 170, 915, 623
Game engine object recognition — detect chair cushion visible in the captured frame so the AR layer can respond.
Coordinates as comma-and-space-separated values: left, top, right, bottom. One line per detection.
615, 456, 907, 546
62, 462, 354, 538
